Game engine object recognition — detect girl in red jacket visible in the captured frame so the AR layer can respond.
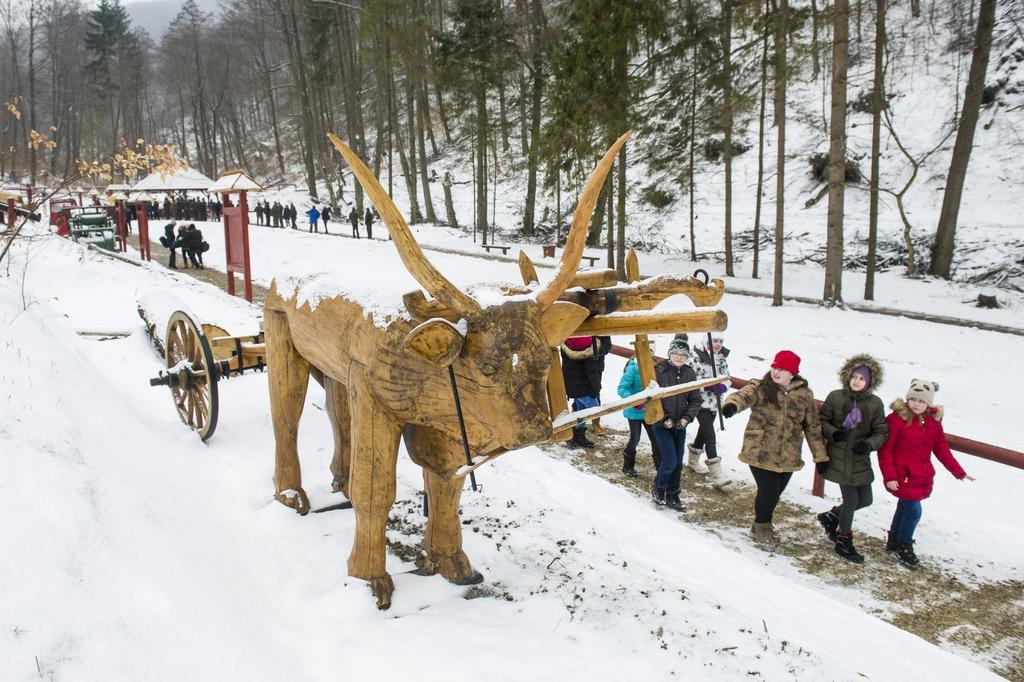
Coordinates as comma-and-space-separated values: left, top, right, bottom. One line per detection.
877, 379, 975, 569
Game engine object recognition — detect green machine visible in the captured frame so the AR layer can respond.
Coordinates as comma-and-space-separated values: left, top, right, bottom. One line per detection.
68, 207, 117, 251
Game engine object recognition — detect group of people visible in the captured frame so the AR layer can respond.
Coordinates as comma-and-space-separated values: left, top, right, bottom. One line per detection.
559, 333, 974, 570
156, 195, 222, 222
253, 200, 378, 239
159, 222, 208, 269
255, 201, 299, 229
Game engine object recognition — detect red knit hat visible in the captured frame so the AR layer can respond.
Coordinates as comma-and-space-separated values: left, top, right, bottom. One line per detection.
771, 350, 801, 375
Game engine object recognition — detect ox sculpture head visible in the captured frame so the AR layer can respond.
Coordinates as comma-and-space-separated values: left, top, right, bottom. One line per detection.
328, 132, 632, 454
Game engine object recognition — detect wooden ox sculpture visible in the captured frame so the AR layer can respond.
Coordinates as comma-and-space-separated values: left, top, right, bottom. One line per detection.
265, 131, 726, 609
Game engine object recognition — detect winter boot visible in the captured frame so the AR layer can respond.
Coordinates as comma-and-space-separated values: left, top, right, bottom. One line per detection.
834, 531, 865, 563
665, 489, 685, 511
572, 429, 596, 449
706, 457, 739, 491
817, 508, 839, 542
685, 444, 709, 475
895, 541, 920, 569
751, 522, 775, 546
885, 530, 897, 553
621, 454, 638, 477
651, 484, 667, 506
590, 418, 605, 435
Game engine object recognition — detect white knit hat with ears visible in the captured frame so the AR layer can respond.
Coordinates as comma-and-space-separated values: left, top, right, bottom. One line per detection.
906, 378, 939, 406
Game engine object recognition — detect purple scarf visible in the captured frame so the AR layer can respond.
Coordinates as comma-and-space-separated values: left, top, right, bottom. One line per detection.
841, 404, 863, 430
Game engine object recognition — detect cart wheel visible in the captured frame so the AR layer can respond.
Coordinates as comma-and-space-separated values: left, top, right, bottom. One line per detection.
165, 310, 219, 441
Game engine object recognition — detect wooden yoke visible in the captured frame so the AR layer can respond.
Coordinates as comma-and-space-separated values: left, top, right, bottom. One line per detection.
625, 249, 664, 425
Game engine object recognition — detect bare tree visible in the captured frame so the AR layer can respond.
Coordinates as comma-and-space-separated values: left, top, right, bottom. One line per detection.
930, 0, 997, 280
823, 0, 850, 305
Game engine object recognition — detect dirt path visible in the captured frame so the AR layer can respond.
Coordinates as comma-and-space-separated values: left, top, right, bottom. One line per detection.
541, 428, 1023, 681
126, 232, 271, 306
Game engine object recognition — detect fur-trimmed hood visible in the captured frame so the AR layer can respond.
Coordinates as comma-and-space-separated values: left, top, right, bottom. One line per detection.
890, 398, 944, 424
839, 353, 884, 393
560, 342, 595, 361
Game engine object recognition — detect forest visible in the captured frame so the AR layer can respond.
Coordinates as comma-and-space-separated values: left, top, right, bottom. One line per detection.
0, 0, 1020, 301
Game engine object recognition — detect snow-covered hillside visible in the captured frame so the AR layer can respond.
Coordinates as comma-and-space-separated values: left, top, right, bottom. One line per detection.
1, 213, 1021, 680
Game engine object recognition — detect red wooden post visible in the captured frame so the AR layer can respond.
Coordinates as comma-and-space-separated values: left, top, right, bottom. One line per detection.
239, 189, 253, 302
136, 201, 151, 261
222, 197, 234, 297
26, 186, 32, 205
6, 198, 15, 229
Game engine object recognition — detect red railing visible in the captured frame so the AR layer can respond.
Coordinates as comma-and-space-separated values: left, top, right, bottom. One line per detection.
608, 344, 1024, 495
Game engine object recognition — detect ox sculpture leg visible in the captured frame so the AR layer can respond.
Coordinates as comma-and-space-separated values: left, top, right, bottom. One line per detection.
346, 364, 403, 609
324, 376, 352, 496
404, 427, 484, 587
266, 309, 312, 514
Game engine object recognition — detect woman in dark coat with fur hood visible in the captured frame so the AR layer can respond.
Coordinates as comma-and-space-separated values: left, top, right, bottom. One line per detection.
815, 354, 889, 563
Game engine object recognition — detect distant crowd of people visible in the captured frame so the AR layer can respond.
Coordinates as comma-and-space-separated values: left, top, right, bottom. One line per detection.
560, 333, 973, 570
252, 200, 377, 239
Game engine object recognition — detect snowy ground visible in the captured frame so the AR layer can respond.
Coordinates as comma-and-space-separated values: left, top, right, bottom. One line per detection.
2, 214, 1021, 680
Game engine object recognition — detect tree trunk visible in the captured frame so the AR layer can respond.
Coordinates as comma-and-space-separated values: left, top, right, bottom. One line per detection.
811, 0, 820, 80
752, 0, 770, 279
865, 0, 885, 300
278, 0, 318, 198
28, 0, 37, 184
772, 0, 788, 307
416, 84, 437, 222
823, 0, 849, 305
688, 57, 698, 262
523, 55, 543, 236
443, 172, 458, 227
722, 0, 735, 277
930, 0, 996, 280
475, 91, 488, 240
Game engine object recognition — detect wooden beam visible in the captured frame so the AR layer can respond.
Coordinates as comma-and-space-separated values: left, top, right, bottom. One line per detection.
573, 309, 728, 336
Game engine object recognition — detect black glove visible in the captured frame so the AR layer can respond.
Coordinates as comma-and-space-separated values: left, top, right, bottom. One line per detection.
721, 403, 737, 418
816, 461, 830, 475
852, 441, 871, 456
831, 430, 847, 443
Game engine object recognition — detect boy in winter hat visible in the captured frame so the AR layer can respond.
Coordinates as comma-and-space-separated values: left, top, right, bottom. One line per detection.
666, 333, 690, 357
649, 333, 702, 511
877, 379, 975, 569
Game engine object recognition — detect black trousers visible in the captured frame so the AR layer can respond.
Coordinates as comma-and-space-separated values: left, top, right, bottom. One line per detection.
625, 419, 661, 463
749, 466, 793, 523
691, 409, 718, 459
838, 484, 873, 532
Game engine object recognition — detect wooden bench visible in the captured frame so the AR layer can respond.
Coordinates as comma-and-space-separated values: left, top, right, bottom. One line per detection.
580, 255, 600, 267
481, 244, 510, 255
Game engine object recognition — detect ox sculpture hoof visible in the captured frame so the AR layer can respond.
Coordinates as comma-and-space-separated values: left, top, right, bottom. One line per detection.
423, 551, 484, 586
368, 574, 395, 610
330, 476, 349, 496
274, 488, 310, 515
